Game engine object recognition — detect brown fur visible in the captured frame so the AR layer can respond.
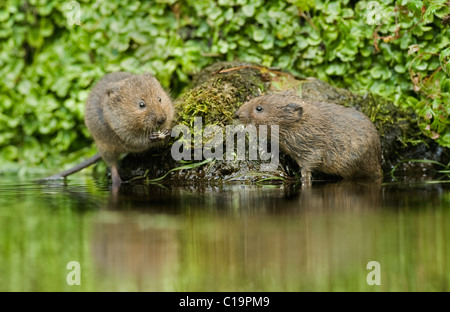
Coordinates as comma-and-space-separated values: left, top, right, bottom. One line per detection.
85, 72, 174, 186
236, 92, 382, 182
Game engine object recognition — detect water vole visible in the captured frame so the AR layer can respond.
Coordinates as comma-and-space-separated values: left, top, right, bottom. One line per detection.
85, 72, 174, 187
236, 92, 382, 183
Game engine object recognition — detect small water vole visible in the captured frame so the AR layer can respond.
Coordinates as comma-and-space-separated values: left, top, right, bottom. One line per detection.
85, 72, 174, 187
236, 92, 382, 183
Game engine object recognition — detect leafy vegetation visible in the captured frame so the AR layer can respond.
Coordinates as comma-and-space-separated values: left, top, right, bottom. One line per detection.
0, 0, 449, 173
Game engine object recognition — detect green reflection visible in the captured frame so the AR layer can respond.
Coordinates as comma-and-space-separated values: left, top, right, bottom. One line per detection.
0, 177, 449, 291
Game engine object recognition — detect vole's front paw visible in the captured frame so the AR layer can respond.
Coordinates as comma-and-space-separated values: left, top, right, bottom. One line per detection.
149, 129, 171, 141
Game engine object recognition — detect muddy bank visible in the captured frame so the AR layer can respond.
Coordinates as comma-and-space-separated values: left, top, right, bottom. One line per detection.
118, 61, 449, 184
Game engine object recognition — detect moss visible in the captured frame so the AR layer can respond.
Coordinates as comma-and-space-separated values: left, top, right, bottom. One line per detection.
176, 61, 270, 128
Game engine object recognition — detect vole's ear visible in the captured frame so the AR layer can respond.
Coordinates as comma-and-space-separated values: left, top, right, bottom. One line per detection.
142, 72, 154, 79
142, 72, 157, 83
283, 102, 303, 121
107, 84, 121, 97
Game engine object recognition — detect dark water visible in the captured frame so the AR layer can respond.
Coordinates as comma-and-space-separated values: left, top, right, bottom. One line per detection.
0, 175, 449, 291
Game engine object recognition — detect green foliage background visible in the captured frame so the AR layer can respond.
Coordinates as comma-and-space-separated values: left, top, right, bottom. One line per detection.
0, 0, 449, 173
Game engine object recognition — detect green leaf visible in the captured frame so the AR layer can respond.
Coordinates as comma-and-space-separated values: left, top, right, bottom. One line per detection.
242, 4, 256, 17
394, 64, 406, 73
253, 28, 266, 42
370, 65, 392, 80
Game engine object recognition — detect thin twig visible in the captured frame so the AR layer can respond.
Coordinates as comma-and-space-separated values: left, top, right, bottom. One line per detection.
217, 65, 291, 77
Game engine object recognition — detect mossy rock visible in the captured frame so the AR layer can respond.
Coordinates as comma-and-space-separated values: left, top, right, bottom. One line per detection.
119, 61, 449, 184
176, 61, 270, 128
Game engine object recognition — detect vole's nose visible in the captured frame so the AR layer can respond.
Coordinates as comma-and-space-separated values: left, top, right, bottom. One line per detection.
234, 110, 240, 119
156, 115, 167, 126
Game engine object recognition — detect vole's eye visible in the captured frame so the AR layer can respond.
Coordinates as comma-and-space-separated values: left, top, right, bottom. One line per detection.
157, 97, 162, 102
139, 101, 146, 108
256, 106, 263, 112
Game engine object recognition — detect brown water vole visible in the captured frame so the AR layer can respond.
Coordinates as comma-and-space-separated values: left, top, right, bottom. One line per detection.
236, 93, 382, 183
85, 72, 174, 187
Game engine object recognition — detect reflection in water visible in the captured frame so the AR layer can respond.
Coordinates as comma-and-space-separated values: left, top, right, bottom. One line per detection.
104, 179, 383, 213
88, 179, 450, 291
1, 176, 449, 291
92, 214, 180, 291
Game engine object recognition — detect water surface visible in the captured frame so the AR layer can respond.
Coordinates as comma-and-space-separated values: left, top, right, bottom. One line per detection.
0, 175, 449, 291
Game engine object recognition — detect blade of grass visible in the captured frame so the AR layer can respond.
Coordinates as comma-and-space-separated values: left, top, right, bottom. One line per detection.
146, 158, 214, 182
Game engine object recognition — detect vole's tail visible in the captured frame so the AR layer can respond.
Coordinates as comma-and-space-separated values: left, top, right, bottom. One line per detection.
41, 153, 102, 181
